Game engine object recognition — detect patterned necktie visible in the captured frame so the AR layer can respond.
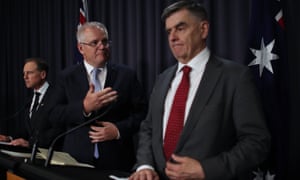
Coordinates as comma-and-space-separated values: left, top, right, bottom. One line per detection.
31, 92, 41, 118
164, 66, 191, 160
91, 68, 101, 158
91, 68, 101, 92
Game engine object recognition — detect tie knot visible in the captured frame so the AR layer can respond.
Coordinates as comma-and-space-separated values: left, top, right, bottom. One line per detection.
35, 92, 41, 97
182, 66, 191, 74
92, 68, 101, 76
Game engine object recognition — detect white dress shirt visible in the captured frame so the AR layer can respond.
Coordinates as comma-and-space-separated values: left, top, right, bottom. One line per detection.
84, 61, 107, 89
163, 47, 210, 140
29, 81, 49, 117
137, 47, 210, 172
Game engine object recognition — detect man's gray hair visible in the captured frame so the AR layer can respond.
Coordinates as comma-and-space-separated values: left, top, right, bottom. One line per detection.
76, 21, 109, 42
161, 0, 208, 23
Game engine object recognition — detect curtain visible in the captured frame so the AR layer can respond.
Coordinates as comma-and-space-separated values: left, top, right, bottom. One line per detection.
0, 0, 299, 179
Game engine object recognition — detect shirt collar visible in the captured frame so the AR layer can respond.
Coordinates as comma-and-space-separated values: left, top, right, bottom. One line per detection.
84, 61, 106, 75
35, 81, 49, 95
177, 47, 210, 73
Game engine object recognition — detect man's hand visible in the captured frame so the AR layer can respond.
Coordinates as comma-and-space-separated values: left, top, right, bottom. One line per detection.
129, 169, 159, 180
9, 138, 29, 147
83, 85, 117, 114
0, 135, 11, 142
165, 154, 205, 180
89, 121, 119, 142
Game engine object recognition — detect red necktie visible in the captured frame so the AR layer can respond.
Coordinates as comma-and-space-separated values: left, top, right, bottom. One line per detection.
164, 66, 191, 160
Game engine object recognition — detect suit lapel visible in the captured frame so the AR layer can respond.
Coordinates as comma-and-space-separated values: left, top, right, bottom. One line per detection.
77, 63, 90, 93
30, 86, 51, 130
104, 63, 117, 88
24, 95, 33, 133
37, 86, 51, 111
155, 65, 177, 132
177, 56, 223, 150
152, 65, 177, 163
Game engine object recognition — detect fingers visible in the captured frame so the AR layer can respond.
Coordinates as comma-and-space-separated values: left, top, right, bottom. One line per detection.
10, 138, 29, 147
95, 90, 117, 106
165, 155, 205, 180
0, 135, 11, 142
88, 83, 95, 93
129, 169, 159, 180
89, 122, 119, 142
83, 86, 118, 113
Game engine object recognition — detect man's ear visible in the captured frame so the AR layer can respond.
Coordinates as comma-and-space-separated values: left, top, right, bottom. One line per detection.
199, 20, 209, 39
77, 43, 84, 54
40, 70, 47, 80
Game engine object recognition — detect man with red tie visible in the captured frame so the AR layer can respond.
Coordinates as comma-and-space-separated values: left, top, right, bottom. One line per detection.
130, 1, 271, 180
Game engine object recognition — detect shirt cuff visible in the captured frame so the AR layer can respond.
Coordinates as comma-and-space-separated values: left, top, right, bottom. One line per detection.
116, 129, 120, 139
136, 165, 154, 172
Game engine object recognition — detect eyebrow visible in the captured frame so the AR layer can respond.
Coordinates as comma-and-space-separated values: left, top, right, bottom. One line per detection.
166, 21, 187, 32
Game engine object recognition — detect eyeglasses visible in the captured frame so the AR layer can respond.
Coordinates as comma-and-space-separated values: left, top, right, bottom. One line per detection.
80, 39, 111, 47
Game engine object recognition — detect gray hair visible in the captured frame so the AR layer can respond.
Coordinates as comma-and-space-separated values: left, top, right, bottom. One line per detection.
161, 0, 208, 23
76, 21, 109, 42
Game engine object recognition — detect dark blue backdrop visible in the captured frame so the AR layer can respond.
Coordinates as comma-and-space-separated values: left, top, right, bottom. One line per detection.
0, 0, 299, 179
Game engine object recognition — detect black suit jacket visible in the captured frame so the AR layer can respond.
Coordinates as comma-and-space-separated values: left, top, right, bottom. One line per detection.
135, 55, 271, 179
51, 62, 147, 171
17, 85, 64, 148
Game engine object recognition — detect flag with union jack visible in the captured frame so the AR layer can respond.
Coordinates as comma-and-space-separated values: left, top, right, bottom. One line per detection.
74, 0, 89, 64
78, 0, 89, 28
247, 0, 289, 179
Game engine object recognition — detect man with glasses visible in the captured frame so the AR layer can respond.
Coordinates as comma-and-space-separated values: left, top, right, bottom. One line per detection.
51, 21, 147, 171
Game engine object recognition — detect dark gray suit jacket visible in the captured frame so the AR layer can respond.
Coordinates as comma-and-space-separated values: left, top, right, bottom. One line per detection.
135, 55, 271, 179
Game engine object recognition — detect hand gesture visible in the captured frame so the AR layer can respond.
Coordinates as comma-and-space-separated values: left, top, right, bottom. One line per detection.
165, 154, 205, 180
129, 169, 159, 180
83, 84, 117, 114
9, 138, 29, 147
89, 121, 119, 142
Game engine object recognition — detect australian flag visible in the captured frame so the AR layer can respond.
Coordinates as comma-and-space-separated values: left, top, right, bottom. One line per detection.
247, 0, 289, 180
74, 0, 89, 64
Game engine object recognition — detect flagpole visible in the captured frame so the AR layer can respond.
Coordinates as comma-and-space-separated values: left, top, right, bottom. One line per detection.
82, 0, 89, 22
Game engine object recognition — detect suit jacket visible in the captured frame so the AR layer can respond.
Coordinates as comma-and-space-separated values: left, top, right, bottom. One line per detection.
18, 85, 64, 148
51, 62, 147, 171
135, 55, 271, 180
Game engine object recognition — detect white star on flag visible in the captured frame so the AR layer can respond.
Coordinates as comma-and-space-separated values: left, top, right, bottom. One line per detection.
265, 170, 276, 180
248, 38, 279, 76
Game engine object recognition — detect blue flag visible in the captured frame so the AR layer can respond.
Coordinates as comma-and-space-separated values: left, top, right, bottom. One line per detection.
247, 0, 288, 179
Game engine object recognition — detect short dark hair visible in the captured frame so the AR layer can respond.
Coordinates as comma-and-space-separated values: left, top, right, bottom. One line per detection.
161, 0, 208, 23
24, 57, 49, 78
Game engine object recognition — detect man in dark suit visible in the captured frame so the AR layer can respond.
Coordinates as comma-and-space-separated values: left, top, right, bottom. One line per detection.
129, 1, 271, 180
51, 21, 147, 171
0, 58, 63, 148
